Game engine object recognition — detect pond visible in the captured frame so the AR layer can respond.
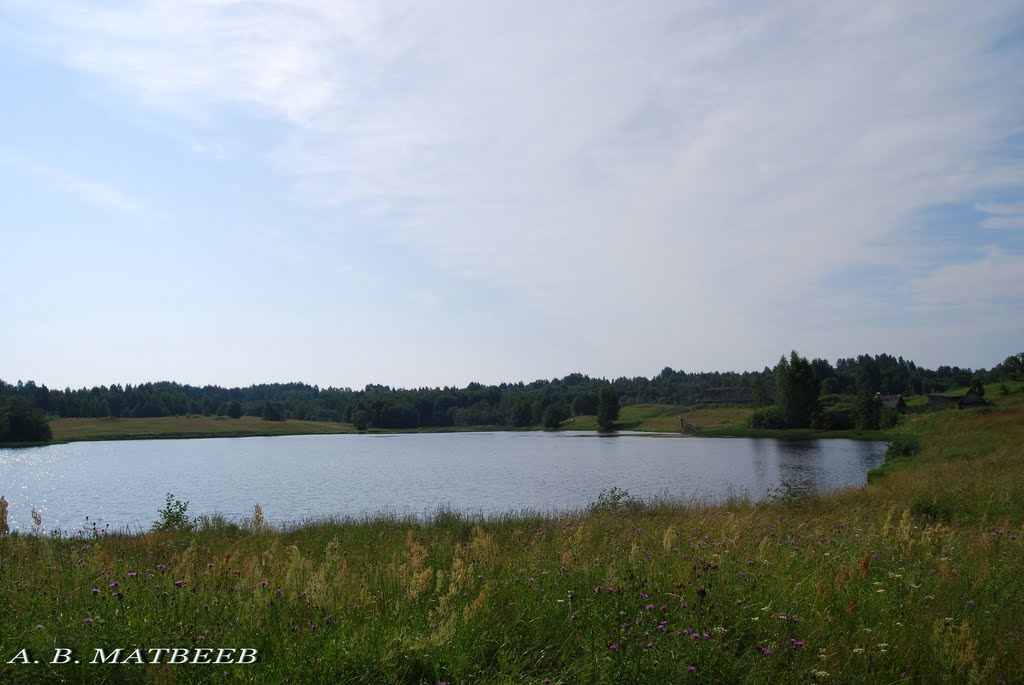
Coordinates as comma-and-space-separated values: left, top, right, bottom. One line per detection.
0, 431, 886, 532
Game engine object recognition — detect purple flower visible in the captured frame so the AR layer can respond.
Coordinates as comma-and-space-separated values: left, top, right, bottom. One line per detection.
127, 572, 137, 578
275, 588, 283, 596
689, 666, 697, 673
640, 592, 649, 600
156, 564, 165, 571
569, 615, 577, 621
966, 599, 976, 606
310, 624, 318, 631
260, 580, 269, 588
90, 587, 99, 595
645, 642, 653, 649
109, 581, 119, 589
81, 617, 94, 625
174, 579, 185, 588
34, 625, 43, 630
594, 585, 602, 593
609, 644, 618, 652
645, 604, 655, 611
207, 562, 215, 568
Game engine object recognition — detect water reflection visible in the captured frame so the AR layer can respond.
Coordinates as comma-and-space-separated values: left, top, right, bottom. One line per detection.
0, 433, 886, 532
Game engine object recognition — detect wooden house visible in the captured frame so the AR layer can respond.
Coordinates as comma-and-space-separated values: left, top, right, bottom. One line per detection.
878, 394, 906, 412
957, 389, 987, 408
926, 390, 987, 409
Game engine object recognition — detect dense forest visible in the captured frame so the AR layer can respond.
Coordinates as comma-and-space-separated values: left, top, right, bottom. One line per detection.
1, 353, 1017, 433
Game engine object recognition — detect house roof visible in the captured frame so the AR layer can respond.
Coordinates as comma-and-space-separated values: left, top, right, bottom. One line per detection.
878, 394, 905, 409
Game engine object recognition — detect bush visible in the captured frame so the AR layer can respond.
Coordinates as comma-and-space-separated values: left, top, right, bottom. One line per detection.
748, 406, 787, 429
153, 493, 192, 532
885, 433, 921, 459
812, 407, 854, 430
588, 487, 639, 514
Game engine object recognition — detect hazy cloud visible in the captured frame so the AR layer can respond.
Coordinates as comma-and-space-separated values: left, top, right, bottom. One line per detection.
4, 0, 1022, 376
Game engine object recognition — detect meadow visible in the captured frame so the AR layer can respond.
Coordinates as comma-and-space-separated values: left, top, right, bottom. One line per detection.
49, 415, 356, 443
1, 391, 1022, 683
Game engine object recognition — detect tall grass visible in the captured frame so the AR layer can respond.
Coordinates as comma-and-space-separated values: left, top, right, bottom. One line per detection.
2, 397, 1022, 683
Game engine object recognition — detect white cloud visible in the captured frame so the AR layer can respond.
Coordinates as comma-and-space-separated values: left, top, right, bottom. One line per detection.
903, 248, 1024, 304
978, 201, 1024, 230
6, 0, 1023, 372
0, 148, 143, 215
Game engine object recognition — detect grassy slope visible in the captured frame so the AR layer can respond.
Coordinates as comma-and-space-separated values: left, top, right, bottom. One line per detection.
568, 403, 891, 439
50, 415, 356, 442
2, 388, 1023, 683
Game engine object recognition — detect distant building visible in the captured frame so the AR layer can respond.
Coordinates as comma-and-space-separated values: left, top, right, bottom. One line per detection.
958, 389, 987, 408
926, 390, 986, 409
878, 394, 906, 412
696, 387, 753, 404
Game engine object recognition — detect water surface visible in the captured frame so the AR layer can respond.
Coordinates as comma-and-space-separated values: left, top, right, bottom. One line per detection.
0, 431, 885, 532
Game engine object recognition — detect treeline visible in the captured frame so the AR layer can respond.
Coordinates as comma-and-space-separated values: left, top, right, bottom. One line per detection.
0, 353, 1013, 432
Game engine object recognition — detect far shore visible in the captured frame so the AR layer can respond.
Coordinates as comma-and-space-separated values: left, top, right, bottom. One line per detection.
35, 405, 894, 445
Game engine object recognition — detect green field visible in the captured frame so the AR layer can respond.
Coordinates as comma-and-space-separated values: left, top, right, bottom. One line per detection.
49, 415, 356, 442
2, 389, 1022, 683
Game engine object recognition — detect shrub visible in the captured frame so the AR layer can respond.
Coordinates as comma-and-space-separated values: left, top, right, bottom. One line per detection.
153, 493, 192, 532
588, 487, 639, 513
885, 433, 921, 460
748, 406, 787, 429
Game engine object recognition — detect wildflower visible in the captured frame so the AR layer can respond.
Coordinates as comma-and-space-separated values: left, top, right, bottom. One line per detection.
689, 666, 697, 673
91, 588, 99, 595
311, 624, 318, 631
569, 615, 577, 621
260, 580, 269, 588
275, 588, 283, 597
645, 642, 653, 649
174, 579, 185, 588
966, 600, 976, 606
82, 617, 95, 625
646, 604, 655, 611
594, 586, 602, 593
652, 660, 659, 667
761, 647, 772, 656
609, 644, 618, 652
127, 572, 137, 578
109, 582, 119, 589
35, 625, 43, 630
640, 592, 649, 600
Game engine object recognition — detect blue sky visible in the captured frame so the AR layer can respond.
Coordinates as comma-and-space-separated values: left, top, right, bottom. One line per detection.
1, 0, 1022, 390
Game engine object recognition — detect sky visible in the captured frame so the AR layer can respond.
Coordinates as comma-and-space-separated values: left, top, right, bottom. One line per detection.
1, 0, 1022, 391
